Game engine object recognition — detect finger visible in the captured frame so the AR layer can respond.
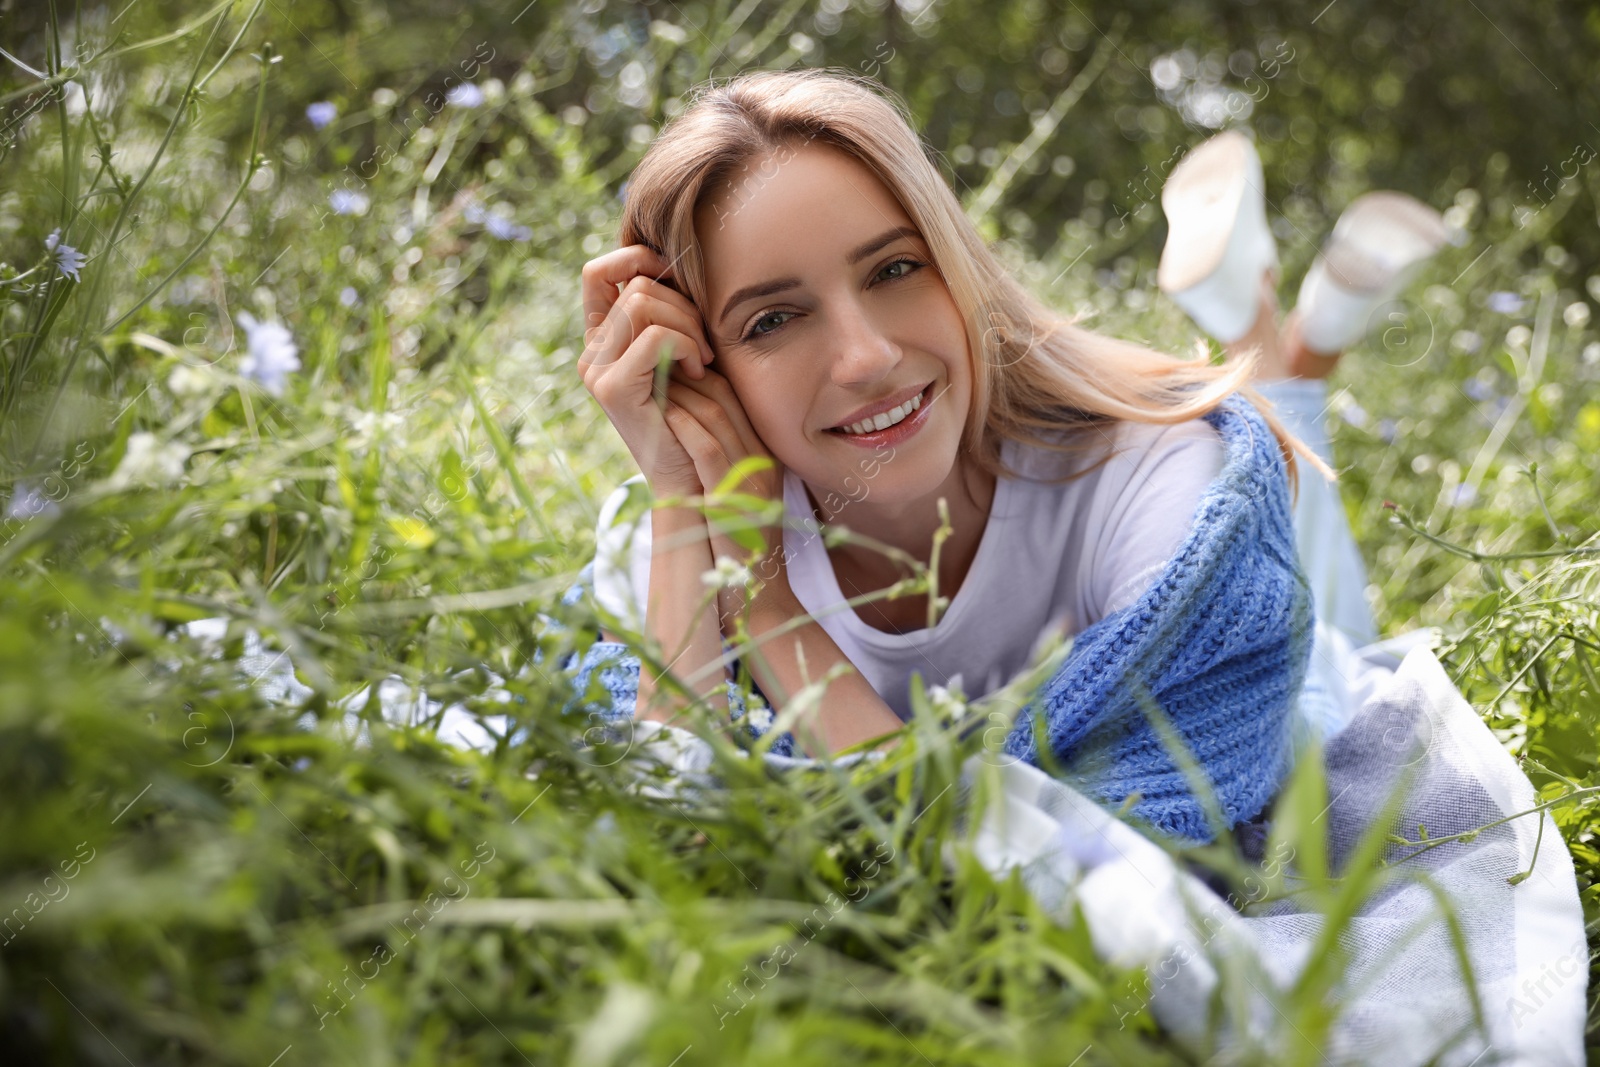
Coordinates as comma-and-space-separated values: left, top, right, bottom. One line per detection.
662, 402, 727, 485
608, 276, 715, 367
620, 274, 707, 340
589, 326, 710, 414
666, 382, 746, 467
581, 292, 711, 379
580, 246, 714, 368
672, 367, 763, 455
580, 245, 677, 344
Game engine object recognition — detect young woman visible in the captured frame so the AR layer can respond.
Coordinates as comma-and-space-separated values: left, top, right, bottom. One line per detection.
566, 68, 1439, 845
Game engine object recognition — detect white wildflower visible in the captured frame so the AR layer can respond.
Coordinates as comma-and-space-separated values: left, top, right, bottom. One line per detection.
926, 684, 966, 723
348, 408, 405, 449
701, 555, 753, 590
235, 311, 301, 397
45, 228, 84, 282
109, 433, 189, 489
446, 82, 484, 108
306, 101, 338, 129
167, 362, 218, 399
746, 698, 774, 733
5, 482, 59, 521
338, 286, 360, 307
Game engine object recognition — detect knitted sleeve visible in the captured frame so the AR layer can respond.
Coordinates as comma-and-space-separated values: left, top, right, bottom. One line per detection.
999, 394, 1314, 846
557, 559, 797, 757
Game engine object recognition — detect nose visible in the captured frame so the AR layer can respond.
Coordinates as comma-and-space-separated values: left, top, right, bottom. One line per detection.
827, 298, 902, 388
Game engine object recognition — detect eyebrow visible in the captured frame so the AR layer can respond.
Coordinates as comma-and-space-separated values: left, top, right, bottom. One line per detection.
715, 225, 924, 327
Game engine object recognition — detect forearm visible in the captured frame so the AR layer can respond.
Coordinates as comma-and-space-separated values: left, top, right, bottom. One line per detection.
638, 504, 728, 724
739, 589, 906, 758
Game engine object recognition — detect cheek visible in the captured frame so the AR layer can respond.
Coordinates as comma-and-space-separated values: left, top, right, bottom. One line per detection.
729, 366, 814, 440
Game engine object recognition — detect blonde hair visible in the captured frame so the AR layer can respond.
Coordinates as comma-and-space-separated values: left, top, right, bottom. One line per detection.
618, 67, 1328, 498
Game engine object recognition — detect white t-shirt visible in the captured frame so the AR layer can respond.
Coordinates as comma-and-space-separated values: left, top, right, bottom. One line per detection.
590, 418, 1227, 722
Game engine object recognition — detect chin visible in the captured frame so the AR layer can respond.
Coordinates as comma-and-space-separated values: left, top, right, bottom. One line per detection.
802, 438, 961, 513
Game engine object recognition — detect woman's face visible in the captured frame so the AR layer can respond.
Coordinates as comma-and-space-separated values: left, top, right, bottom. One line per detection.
694, 143, 974, 512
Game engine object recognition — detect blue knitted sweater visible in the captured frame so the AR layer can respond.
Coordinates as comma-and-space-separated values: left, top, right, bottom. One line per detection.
560, 392, 1313, 845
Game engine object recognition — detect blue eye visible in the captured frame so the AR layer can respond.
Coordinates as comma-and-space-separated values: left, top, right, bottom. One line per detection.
878, 257, 924, 281
739, 257, 926, 343
743, 310, 794, 340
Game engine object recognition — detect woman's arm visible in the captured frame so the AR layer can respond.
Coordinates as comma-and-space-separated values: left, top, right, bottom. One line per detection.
634, 502, 727, 726
659, 368, 906, 758
735, 582, 907, 758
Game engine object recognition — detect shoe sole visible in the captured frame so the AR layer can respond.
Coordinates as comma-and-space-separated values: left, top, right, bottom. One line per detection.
1318, 191, 1452, 294
1158, 130, 1255, 293
1157, 130, 1278, 343
1295, 192, 1450, 354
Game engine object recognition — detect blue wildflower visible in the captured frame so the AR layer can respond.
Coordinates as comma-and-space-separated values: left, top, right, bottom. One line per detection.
329, 188, 370, 216
1486, 291, 1524, 315
236, 311, 302, 398
45, 229, 84, 282
306, 101, 338, 129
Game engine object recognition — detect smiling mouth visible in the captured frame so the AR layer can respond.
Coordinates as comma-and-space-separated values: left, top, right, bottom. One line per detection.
827, 383, 933, 436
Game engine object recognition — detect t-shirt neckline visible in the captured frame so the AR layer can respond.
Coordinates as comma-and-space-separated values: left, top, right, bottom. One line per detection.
783, 441, 1018, 649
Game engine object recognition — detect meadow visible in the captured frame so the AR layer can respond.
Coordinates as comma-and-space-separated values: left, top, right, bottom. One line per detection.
1, 1, 1596, 1062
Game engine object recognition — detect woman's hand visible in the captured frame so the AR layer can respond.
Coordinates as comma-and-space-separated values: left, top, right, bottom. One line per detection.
578, 245, 717, 498
662, 367, 790, 621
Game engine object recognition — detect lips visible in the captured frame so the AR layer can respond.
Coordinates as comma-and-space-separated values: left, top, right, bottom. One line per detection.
826, 381, 933, 434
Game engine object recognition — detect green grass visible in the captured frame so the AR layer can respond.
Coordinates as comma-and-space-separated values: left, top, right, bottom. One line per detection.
0, 3, 1596, 1063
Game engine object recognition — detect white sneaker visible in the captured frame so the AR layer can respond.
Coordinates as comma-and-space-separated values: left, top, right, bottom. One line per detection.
1294, 191, 1451, 355
1158, 129, 1278, 345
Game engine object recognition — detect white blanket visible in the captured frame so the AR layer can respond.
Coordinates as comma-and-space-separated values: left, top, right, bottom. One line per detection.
961, 642, 1587, 1066
206, 618, 1588, 1064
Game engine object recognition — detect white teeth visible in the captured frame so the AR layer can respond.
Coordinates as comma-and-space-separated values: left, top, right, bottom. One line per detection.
840, 390, 923, 435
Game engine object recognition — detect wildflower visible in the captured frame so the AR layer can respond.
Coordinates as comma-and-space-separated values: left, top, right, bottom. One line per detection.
349, 408, 405, 449
4, 482, 59, 521
446, 82, 484, 108
483, 214, 532, 241
306, 101, 338, 129
236, 311, 302, 397
1563, 302, 1590, 328
1336, 398, 1369, 429
339, 286, 360, 308
462, 201, 530, 240
108, 433, 189, 489
328, 188, 370, 216
701, 555, 753, 590
45, 229, 84, 282
925, 683, 971, 726
1450, 483, 1478, 507
167, 363, 218, 399
1463, 377, 1494, 401
1451, 330, 1482, 354
1377, 418, 1398, 444
746, 699, 774, 733
1486, 291, 1524, 315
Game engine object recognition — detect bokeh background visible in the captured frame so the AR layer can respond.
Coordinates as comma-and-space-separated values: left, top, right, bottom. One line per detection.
1, 1, 1597, 1063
